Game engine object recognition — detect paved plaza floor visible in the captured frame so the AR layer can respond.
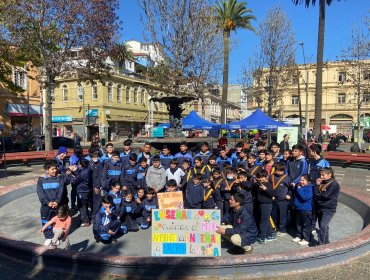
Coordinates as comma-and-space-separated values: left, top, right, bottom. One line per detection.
0, 189, 363, 256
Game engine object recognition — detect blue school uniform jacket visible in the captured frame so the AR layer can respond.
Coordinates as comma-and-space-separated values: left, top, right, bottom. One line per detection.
195, 151, 212, 165
237, 181, 253, 205
122, 162, 139, 189
202, 187, 222, 210
314, 179, 340, 211
270, 174, 292, 201
137, 165, 149, 189
89, 160, 103, 189
185, 182, 204, 209
175, 151, 194, 166
142, 197, 158, 219
159, 153, 174, 170
71, 167, 92, 194
216, 155, 232, 170
109, 190, 123, 215
287, 156, 308, 185
120, 199, 140, 217
293, 184, 313, 211
37, 174, 69, 206
309, 157, 330, 183
102, 160, 123, 192
225, 205, 258, 247
120, 150, 136, 165
93, 205, 119, 235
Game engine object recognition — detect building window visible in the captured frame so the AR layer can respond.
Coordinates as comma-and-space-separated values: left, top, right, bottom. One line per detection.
141, 89, 145, 105
126, 87, 131, 103
338, 93, 346, 104
363, 92, 370, 104
134, 88, 138, 104
62, 85, 68, 102
117, 84, 122, 103
338, 72, 346, 83
13, 69, 27, 89
77, 84, 83, 101
291, 96, 299, 105
364, 71, 370, 80
92, 82, 98, 100
108, 82, 113, 102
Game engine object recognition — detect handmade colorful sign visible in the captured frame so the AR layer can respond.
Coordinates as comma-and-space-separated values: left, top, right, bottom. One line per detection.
157, 192, 184, 209
151, 209, 221, 257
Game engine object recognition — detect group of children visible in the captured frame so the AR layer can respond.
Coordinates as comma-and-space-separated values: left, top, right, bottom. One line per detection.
37, 138, 340, 251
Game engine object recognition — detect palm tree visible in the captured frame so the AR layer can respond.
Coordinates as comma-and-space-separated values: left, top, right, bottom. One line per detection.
215, 0, 255, 124
111, 42, 134, 73
292, 0, 335, 139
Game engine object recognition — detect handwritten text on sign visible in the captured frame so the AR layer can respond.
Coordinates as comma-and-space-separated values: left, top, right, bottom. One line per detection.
151, 209, 221, 257
157, 192, 184, 209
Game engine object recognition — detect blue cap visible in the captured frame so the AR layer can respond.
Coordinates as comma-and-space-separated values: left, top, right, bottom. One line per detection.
58, 146, 67, 155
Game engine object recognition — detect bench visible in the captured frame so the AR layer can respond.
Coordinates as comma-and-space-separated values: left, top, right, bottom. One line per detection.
325, 152, 370, 165
0, 149, 89, 165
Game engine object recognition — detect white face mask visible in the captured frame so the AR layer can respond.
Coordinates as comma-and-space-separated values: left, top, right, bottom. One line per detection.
227, 175, 234, 180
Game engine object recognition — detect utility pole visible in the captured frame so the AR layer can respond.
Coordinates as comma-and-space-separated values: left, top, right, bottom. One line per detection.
300, 42, 309, 138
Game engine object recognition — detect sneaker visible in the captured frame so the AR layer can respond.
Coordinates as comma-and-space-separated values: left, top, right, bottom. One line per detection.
292, 237, 302, 243
277, 232, 286, 237
265, 235, 277, 242
298, 240, 309, 246
243, 246, 253, 254
258, 238, 266, 244
80, 222, 90, 227
44, 239, 52, 246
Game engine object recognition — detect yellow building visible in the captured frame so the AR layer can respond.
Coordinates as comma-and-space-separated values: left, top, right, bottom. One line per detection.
250, 60, 370, 138
0, 66, 42, 137
52, 73, 188, 140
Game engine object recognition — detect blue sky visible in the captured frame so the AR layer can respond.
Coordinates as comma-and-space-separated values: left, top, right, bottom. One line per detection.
119, 0, 369, 83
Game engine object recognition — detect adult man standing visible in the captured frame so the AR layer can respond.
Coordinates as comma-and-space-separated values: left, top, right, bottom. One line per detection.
216, 193, 258, 254
279, 134, 290, 152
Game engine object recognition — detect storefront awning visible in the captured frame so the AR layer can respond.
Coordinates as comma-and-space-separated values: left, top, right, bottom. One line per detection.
6, 103, 43, 117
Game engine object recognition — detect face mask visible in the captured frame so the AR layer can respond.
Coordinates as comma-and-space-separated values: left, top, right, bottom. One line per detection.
227, 175, 234, 180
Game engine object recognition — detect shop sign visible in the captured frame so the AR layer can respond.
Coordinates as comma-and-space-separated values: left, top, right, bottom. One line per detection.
85, 109, 98, 117
52, 116, 72, 122
73, 118, 83, 122
152, 126, 164, 138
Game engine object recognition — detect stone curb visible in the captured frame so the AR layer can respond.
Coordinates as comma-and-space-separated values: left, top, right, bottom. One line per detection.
0, 179, 369, 278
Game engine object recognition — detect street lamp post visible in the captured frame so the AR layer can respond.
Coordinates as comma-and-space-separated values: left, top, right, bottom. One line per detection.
299, 42, 309, 138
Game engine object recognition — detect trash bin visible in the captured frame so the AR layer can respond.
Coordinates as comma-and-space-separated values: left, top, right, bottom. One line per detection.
100, 138, 106, 147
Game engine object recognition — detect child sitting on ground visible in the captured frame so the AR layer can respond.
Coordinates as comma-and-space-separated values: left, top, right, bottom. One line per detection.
39, 205, 71, 249
141, 188, 158, 229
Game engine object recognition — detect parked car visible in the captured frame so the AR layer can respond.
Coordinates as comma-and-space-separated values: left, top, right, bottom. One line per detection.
38, 136, 75, 150
335, 133, 348, 142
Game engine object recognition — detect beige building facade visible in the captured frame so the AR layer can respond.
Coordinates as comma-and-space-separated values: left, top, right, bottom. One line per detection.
250, 60, 370, 138
51, 74, 179, 141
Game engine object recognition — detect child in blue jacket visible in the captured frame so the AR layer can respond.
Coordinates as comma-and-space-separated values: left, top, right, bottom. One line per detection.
141, 188, 158, 229
292, 175, 313, 246
71, 159, 92, 227
37, 160, 71, 246
93, 195, 120, 243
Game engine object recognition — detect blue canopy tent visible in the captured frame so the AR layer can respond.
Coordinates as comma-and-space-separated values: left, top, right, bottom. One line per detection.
158, 110, 220, 130
222, 108, 289, 130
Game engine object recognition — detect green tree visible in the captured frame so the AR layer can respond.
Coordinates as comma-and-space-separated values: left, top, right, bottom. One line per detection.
111, 42, 134, 73
292, 0, 337, 138
215, 0, 255, 124
2, 0, 120, 151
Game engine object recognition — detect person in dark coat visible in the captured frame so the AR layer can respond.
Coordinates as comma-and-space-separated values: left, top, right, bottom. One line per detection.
279, 134, 290, 152
216, 193, 258, 254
